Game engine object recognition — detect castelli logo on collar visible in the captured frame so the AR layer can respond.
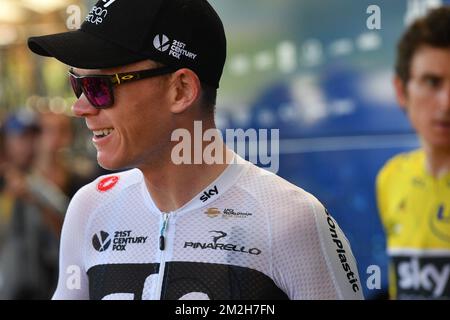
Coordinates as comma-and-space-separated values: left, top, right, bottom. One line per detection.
97, 176, 119, 192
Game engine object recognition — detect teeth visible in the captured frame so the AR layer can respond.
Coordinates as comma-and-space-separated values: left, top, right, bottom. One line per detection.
93, 128, 114, 137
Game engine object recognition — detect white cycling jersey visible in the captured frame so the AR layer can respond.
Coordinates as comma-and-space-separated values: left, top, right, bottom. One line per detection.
53, 153, 363, 300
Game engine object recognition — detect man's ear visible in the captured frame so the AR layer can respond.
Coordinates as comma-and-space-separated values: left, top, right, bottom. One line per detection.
168, 68, 201, 114
393, 76, 408, 112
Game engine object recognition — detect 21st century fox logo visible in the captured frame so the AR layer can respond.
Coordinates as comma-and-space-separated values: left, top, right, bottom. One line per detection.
92, 230, 148, 252
153, 34, 197, 60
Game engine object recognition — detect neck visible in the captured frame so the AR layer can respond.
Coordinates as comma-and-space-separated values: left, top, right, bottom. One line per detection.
423, 143, 450, 178
139, 120, 234, 213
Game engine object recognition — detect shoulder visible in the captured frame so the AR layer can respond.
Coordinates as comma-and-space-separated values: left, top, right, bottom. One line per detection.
62, 168, 144, 239
69, 168, 143, 212
235, 161, 329, 243
377, 149, 423, 186
243, 165, 364, 298
236, 161, 321, 219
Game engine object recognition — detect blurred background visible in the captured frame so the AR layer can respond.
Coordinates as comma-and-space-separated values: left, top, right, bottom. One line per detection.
0, 0, 448, 299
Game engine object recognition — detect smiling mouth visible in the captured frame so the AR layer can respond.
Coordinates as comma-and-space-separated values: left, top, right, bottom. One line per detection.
93, 128, 115, 138
435, 121, 450, 129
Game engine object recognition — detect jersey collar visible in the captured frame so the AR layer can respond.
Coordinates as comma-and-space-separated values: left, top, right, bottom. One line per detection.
141, 151, 249, 215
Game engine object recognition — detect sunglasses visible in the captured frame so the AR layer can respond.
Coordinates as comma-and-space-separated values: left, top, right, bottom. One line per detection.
68, 66, 175, 109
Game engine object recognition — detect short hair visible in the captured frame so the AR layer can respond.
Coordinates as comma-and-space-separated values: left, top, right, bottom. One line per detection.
395, 6, 450, 84
154, 60, 217, 115
200, 82, 217, 115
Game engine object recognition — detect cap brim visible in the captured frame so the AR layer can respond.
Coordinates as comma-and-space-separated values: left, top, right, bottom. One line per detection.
28, 30, 149, 69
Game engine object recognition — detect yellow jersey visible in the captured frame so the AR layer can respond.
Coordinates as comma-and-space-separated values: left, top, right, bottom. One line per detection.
377, 149, 450, 299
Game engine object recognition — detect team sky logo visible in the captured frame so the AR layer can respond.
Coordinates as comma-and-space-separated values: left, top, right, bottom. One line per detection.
92, 230, 148, 252
394, 256, 450, 298
153, 34, 197, 60
429, 204, 450, 243
204, 207, 253, 219
183, 230, 262, 255
200, 185, 219, 202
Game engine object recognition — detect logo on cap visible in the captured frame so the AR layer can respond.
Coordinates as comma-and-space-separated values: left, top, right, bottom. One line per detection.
85, 0, 118, 25
153, 35, 170, 52
101, 0, 117, 8
153, 34, 197, 61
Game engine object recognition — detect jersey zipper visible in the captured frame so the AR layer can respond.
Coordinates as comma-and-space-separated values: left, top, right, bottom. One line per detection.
160, 213, 169, 250
155, 212, 170, 299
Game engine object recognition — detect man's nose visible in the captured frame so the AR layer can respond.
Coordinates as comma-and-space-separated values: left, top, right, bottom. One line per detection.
72, 95, 100, 117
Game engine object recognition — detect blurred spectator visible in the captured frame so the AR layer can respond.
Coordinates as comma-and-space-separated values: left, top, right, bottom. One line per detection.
0, 110, 41, 246
376, 7, 450, 300
35, 112, 91, 204
0, 110, 88, 299
0, 110, 49, 299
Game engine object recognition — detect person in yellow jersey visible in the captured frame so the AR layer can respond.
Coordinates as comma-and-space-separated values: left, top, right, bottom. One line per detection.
376, 6, 450, 300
